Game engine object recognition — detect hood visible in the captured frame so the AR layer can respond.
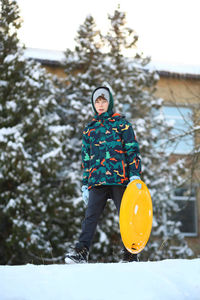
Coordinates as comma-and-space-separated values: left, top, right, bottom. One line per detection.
91, 86, 114, 114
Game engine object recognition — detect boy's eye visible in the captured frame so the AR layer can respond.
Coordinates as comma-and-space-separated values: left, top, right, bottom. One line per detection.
97, 100, 106, 104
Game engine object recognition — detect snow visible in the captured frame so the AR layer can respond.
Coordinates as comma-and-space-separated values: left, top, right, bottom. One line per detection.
40, 148, 61, 162
0, 259, 199, 300
147, 60, 200, 76
24, 48, 65, 63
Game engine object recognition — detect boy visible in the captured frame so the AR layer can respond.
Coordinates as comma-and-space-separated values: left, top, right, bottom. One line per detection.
65, 86, 141, 263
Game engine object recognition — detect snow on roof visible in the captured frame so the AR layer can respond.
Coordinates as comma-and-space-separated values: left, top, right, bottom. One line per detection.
24, 48, 200, 77
24, 48, 65, 65
147, 61, 200, 78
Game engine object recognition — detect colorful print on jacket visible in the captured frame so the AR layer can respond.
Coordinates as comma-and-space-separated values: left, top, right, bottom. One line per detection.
82, 111, 141, 189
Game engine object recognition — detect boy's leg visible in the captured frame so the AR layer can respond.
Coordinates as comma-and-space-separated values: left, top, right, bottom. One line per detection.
110, 185, 126, 214
76, 186, 109, 250
110, 185, 139, 262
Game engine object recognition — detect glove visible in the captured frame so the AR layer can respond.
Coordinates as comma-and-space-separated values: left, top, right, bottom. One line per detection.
81, 185, 89, 205
129, 175, 140, 182
129, 176, 142, 189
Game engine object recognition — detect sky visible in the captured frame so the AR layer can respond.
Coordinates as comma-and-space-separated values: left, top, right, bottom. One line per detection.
17, 0, 200, 65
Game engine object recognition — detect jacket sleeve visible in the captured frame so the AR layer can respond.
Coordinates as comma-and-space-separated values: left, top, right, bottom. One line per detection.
121, 120, 141, 178
81, 128, 90, 186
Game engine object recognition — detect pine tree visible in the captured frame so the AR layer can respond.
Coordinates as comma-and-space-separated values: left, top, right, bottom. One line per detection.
0, 0, 74, 264
63, 14, 105, 120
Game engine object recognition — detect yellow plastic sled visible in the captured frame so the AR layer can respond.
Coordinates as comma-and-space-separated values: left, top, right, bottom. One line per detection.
119, 179, 153, 254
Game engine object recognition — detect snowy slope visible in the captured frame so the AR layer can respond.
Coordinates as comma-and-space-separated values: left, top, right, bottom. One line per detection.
0, 259, 200, 300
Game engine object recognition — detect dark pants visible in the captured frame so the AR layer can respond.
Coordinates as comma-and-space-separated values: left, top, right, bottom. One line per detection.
76, 185, 126, 250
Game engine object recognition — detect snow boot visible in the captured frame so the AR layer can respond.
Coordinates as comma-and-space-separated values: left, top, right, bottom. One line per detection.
65, 246, 89, 264
122, 247, 139, 262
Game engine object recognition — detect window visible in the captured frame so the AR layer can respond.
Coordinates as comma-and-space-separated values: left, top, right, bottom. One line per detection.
162, 106, 194, 154
172, 187, 198, 237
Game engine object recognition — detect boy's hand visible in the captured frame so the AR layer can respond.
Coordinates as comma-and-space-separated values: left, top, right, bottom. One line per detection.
81, 185, 89, 205
129, 175, 140, 182
129, 176, 142, 189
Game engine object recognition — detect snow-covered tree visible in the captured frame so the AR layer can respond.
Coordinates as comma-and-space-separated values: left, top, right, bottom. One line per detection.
63, 14, 105, 119
0, 0, 75, 264
62, 9, 193, 262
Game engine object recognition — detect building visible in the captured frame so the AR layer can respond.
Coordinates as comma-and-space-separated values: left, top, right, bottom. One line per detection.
153, 62, 200, 256
25, 48, 200, 257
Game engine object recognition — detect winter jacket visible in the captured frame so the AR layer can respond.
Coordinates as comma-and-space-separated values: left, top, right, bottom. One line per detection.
82, 87, 141, 189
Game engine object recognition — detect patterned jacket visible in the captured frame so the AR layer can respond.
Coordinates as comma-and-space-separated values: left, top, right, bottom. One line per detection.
82, 110, 141, 189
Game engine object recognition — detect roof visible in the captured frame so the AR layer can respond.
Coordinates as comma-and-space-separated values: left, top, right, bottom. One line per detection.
24, 48, 65, 66
24, 48, 200, 79
147, 61, 200, 79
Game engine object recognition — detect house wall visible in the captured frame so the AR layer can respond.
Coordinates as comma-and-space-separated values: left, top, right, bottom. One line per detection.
155, 76, 200, 105
45, 65, 66, 78
156, 76, 200, 257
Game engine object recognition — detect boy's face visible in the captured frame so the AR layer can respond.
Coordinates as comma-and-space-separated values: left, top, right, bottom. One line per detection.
94, 97, 109, 114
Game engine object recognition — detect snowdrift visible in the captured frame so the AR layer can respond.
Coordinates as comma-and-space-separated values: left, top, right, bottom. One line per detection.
0, 259, 200, 300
